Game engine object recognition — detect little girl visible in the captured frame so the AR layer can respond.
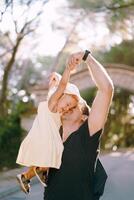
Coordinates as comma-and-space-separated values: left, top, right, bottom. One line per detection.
16, 72, 83, 194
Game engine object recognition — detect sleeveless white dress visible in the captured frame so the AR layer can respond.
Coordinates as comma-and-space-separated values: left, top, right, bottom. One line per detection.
16, 87, 64, 169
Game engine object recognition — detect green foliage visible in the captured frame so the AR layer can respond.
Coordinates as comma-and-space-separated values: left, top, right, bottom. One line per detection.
80, 87, 96, 105
0, 113, 23, 170
103, 88, 134, 150
68, 0, 134, 13
67, 0, 134, 32
81, 87, 134, 150
100, 40, 134, 66
68, 0, 106, 11
14, 100, 36, 116
108, 0, 134, 20
0, 99, 35, 170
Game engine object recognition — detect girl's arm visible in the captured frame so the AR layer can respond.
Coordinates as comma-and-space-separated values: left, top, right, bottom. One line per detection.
48, 58, 77, 112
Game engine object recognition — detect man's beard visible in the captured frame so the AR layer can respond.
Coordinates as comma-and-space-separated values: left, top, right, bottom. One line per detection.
61, 110, 72, 121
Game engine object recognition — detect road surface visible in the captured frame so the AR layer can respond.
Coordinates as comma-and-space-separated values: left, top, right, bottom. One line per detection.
4, 151, 134, 200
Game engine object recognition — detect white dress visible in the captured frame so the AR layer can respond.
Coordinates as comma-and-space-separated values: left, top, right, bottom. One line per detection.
16, 87, 64, 169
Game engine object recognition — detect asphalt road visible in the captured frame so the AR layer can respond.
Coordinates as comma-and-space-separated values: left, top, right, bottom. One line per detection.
4, 183, 44, 200
100, 151, 134, 200
4, 151, 134, 200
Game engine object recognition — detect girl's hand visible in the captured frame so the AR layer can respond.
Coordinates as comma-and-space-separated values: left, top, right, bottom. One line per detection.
49, 72, 61, 88
66, 52, 84, 71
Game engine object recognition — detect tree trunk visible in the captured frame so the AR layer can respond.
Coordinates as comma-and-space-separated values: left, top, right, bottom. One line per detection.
0, 35, 23, 117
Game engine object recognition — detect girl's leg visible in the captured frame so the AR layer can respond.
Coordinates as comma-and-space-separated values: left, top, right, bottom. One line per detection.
36, 167, 49, 171
22, 166, 36, 180
23, 166, 49, 180
17, 166, 49, 193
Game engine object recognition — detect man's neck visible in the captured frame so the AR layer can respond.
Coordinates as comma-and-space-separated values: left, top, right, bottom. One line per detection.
62, 118, 82, 133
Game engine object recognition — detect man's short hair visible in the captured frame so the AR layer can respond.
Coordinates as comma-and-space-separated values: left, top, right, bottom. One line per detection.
80, 103, 90, 116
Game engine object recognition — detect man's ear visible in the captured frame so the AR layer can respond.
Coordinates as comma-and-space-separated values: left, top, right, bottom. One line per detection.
71, 94, 79, 102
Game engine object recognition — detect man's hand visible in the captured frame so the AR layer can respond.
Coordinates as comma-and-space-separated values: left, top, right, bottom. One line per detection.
66, 52, 84, 71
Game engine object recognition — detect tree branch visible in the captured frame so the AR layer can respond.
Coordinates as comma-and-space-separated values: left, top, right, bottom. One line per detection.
0, 35, 23, 116
19, 8, 43, 36
106, 2, 134, 11
0, 0, 12, 22
0, 48, 13, 58
4, 32, 14, 47
0, 0, 49, 116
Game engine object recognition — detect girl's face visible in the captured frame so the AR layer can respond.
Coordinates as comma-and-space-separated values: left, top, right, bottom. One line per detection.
57, 94, 78, 114
61, 103, 82, 122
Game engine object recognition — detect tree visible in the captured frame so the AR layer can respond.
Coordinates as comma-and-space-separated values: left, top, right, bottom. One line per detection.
67, 0, 134, 19
0, 0, 48, 117
99, 40, 134, 66
49, 14, 86, 73
67, 0, 134, 39
103, 88, 134, 149
81, 87, 134, 149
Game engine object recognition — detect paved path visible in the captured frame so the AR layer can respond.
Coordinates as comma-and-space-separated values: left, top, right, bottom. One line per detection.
2, 150, 134, 200
3, 183, 44, 200
100, 150, 134, 200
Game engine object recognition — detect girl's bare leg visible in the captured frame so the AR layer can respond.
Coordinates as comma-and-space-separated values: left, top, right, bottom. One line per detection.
23, 166, 49, 180
37, 167, 49, 171
22, 167, 35, 180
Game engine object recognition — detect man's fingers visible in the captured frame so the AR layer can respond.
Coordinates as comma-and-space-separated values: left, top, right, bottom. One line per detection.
71, 56, 79, 65
67, 53, 82, 70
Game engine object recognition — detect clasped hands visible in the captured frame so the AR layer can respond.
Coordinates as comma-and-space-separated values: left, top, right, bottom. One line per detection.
66, 52, 85, 71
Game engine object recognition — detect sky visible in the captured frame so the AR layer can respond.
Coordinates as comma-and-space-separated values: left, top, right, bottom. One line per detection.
0, 0, 124, 59
0, 0, 133, 109
0, 0, 70, 57
34, 0, 121, 56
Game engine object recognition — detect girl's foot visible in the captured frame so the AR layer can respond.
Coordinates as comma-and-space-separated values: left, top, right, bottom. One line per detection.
16, 174, 30, 194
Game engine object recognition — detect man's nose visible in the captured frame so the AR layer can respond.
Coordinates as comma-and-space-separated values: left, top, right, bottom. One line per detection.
66, 106, 70, 111
60, 108, 66, 113
61, 106, 69, 113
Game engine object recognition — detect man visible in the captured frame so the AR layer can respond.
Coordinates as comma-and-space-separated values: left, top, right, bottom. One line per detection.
44, 50, 114, 200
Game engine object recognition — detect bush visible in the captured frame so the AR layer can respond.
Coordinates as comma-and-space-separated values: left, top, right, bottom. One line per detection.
80, 87, 134, 150
0, 113, 23, 170
99, 40, 134, 66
